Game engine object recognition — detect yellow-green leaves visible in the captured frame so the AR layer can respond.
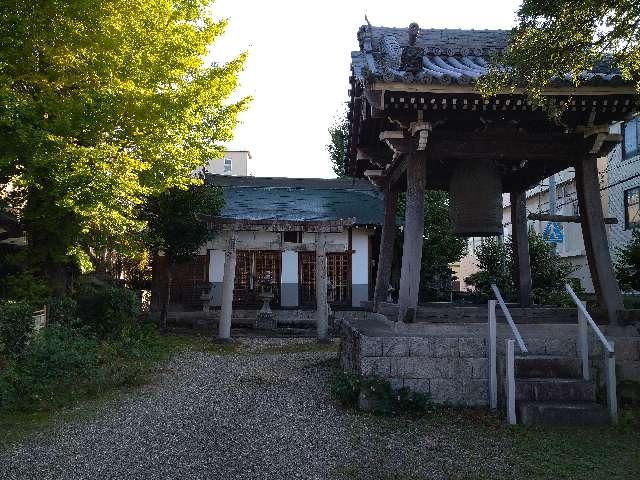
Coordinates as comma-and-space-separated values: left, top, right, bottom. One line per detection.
0, 0, 249, 270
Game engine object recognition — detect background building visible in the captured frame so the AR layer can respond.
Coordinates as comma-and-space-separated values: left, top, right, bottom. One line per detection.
457, 118, 640, 294
202, 150, 251, 176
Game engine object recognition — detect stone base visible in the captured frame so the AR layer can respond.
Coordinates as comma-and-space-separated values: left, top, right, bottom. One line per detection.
255, 312, 277, 330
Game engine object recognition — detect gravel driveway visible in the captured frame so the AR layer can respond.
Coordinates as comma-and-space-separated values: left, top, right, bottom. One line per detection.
0, 338, 516, 480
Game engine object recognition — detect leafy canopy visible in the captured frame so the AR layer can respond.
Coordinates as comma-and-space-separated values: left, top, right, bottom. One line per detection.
142, 184, 224, 264
615, 230, 640, 292
0, 0, 249, 267
466, 230, 583, 305
478, 0, 640, 98
326, 111, 349, 178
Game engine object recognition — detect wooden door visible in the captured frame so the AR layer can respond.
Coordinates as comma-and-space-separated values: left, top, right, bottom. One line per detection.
233, 250, 281, 306
298, 251, 351, 307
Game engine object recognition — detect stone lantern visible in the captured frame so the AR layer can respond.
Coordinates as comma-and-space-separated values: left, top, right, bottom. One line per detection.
255, 270, 276, 330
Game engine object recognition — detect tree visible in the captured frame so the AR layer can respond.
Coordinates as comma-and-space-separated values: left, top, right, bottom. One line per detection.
0, 1, 249, 284
615, 230, 640, 292
478, 0, 640, 99
326, 112, 349, 177
142, 184, 224, 332
466, 230, 583, 305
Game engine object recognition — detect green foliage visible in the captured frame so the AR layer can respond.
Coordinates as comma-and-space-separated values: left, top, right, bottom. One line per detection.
396, 191, 467, 301
142, 183, 224, 264
326, 111, 349, 178
0, 323, 171, 412
478, 0, 640, 101
0, 302, 34, 356
465, 237, 514, 300
466, 230, 582, 305
329, 370, 433, 414
615, 230, 640, 292
329, 370, 361, 408
76, 286, 140, 339
46, 296, 78, 325
420, 191, 467, 300
0, 272, 50, 305
0, 0, 249, 271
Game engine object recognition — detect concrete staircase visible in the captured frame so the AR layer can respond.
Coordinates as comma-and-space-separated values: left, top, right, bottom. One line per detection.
514, 354, 609, 427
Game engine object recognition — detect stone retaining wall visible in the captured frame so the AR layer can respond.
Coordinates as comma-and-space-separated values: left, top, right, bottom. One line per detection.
339, 319, 490, 406
340, 315, 640, 407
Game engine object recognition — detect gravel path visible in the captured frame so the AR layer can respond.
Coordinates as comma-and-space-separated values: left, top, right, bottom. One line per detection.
0, 338, 516, 480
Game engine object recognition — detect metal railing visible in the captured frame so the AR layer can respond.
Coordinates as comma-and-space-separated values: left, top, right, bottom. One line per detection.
487, 284, 528, 424
488, 284, 528, 425
565, 283, 618, 423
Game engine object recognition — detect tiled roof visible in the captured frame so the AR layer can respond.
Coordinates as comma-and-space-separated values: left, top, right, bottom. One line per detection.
352, 24, 627, 87
205, 175, 384, 225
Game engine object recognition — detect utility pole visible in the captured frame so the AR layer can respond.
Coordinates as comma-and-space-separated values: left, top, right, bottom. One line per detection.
548, 174, 557, 252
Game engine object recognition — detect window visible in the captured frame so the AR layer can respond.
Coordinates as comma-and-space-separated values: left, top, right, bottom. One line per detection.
223, 157, 232, 173
623, 118, 640, 159
625, 187, 640, 229
282, 231, 302, 243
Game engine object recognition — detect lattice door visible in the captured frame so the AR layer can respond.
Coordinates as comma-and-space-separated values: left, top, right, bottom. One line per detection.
327, 252, 351, 306
298, 252, 316, 306
233, 250, 281, 306
298, 252, 351, 307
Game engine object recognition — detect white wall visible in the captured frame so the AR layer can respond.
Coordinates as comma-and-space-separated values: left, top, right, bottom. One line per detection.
351, 230, 370, 307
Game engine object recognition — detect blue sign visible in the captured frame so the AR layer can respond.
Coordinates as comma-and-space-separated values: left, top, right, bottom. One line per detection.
543, 222, 564, 243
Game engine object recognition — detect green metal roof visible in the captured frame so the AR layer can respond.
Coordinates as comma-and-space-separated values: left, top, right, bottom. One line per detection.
206, 175, 384, 226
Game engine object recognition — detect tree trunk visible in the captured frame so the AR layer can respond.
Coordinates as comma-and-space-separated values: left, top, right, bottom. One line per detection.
160, 261, 174, 334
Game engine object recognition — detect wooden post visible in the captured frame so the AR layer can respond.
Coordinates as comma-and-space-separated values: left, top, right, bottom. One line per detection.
316, 233, 329, 342
605, 338, 618, 424
510, 191, 531, 306
488, 300, 498, 410
575, 155, 624, 326
374, 187, 398, 308
506, 339, 517, 425
398, 153, 426, 322
217, 232, 237, 342
578, 300, 590, 381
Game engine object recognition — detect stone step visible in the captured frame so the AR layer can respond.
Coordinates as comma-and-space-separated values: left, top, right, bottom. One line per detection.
515, 355, 582, 379
515, 378, 596, 402
518, 401, 610, 427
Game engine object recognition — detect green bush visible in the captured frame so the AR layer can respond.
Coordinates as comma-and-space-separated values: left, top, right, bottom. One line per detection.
47, 296, 78, 325
329, 370, 433, 414
0, 302, 35, 356
0, 325, 100, 410
0, 272, 50, 305
329, 370, 361, 408
0, 323, 171, 412
77, 286, 140, 339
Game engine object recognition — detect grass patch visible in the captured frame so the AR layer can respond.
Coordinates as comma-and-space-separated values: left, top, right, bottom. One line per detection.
0, 328, 198, 446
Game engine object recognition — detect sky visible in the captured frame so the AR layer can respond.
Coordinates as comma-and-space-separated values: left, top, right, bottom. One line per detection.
208, 0, 522, 178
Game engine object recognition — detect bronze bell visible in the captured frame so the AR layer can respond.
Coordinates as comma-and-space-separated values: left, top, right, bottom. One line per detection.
449, 160, 503, 237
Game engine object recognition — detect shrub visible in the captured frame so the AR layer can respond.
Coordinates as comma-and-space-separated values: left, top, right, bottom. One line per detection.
0, 302, 35, 356
77, 286, 140, 339
329, 370, 361, 408
329, 370, 433, 414
47, 296, 78, 325
0, 272, 50, 305
0, 325, 101, 410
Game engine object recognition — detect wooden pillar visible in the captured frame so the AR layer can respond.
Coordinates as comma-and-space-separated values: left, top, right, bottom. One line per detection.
374, 187, 398, 308
575, 155, 624, 325
315, 233, 329, 341
217, 232, 237, 341
398, 153, 426, 322
510, 191, 532, 306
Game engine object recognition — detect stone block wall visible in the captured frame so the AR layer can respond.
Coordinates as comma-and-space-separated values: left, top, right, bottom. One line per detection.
340, 325, 490, 406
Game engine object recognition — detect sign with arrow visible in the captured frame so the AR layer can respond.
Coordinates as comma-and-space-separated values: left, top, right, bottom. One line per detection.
543, 221, 564, 243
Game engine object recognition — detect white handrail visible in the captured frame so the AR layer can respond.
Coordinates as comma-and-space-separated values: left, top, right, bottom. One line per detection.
565, 283, 617, 424
490, 283, 528, 353
564, 284, 613, 353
